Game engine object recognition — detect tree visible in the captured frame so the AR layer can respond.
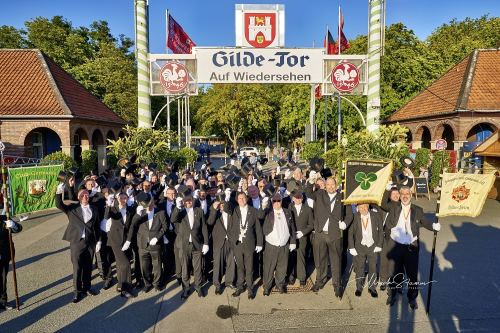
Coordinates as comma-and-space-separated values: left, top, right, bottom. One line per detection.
0, 25, 27, 48
195, 84, 273, 149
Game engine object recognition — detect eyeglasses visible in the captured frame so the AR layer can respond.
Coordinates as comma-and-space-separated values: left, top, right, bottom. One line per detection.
272, 200, 281, 203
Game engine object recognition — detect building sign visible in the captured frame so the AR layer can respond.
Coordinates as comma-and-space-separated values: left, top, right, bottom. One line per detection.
159, 61, 189, 93
435, 138, 447, 150
331, 62, 360, 92
196, 48, 323, 83
235, 4, 284, 48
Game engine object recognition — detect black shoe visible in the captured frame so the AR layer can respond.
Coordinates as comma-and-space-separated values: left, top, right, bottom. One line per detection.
116, 287, 122, 293
263, 288, 271, 296
369, 289, 378, 298
176, 277, 182, 286
380, 284, 386, 291
278, 286, 287, 294
312, 283, 321, 292
72, 294, 82, 304
215, 286, 223, 295
86, 289, 99, 296
181, 289, 189, 300
409, 299, 418, 310
0, 303, 14, 310
121, 290, 135, 298
142, 285, 153, 293
288, 277, 296, 285
386, 295, 397, 306
355, 289, 362, 297
135, 281, 145, 290
232, 287, 246, 297
196, 288, 205, 298
334, 286, 342, 298
248, 290, 255, 300
103, 280, 113, 290
299, 280, 306, 287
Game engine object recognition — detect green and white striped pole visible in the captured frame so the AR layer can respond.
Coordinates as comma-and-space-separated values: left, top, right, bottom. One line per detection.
366, 0, 382, 133
135, 0, 152, 128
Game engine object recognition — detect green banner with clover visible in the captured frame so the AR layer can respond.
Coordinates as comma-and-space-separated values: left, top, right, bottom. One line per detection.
8, 164, 64, 216
343, 159, 393, 205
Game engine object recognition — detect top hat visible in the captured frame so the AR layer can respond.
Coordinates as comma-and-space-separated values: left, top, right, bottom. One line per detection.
240, 163, 253, 177
136, 192, 153, 208
263, 183, 276, 197
226, 172, 241, 190
215, 192, 225, 202
177, 185, 192, 199
229, 152, 238, 160
166, 175, 178, 188
198, 183, 209, 192
259, 157, 269, 165
127, 177, 142, 187
320, 168, 333, 179
108, 180, 122, 195
400, 156, 416, 169
277, 159, 288, 167
148, 162, 158, 172
57, 170, 67, 183
309, 157, 325, 172
287, 180, 302, 197
392, 170, 408, 187
95, 176, 108, 188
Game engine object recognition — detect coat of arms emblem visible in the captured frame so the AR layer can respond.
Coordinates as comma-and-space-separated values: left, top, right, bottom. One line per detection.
451, 182, 470, 203
244, 13, 276, 48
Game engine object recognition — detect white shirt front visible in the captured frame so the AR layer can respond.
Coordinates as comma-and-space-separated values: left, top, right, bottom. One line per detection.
390, 204, 417, 244
294, 203, 302, 216
119, 207, 127, 224
360, 213, 374, 248
166, 200, 174, 217
200, 199, 208, 215
238, 205, 249, 242
147, 210, 154, 230
266, 209, 290, 247
186, 207, 194, 242
222, 211, 229, 239
323, 192, 337, 232
252, 197, 261, 209
80, 204, 92, 238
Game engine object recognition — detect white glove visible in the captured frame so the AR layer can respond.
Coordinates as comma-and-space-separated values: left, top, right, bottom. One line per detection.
106, 196, 114, 207
56, 183, 65, 194
176, 197, 183, 209
349, 248, 358, 256
386, 181, 394, 191
5, 219, 15, 229
193, 189, 200, 199
163, 235, 169, 244
136, 205, 145, 216
338, 221, 347, 230
224, 188, 232, 202
307, 198, 314, 208
255, 246, 263, 253
374, 246, 382, 253
96, 241, 102, 253
202, 244, 209, 255
289, 243, 296, 251
161, 174, 167, 184
262, 196, 269, 208
296, 231, 304, 239
121, 241, 131, 251
149, 237, 158, 246
284, 170, 291, 179
308, 171, 317, 184
126, 187, 134, 196
276, 166, 281, 175
120, 169, 126, 177
432, 223, 441, 232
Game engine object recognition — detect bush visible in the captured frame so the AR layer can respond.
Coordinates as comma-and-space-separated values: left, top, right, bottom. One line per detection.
107, 153, 118, 169
81, 150, 97, 175
414, 148, 431, 174
41, 151, 76, 170
177, 147, 198, 167
302, 141, 324, 161
430, 150, 450, 190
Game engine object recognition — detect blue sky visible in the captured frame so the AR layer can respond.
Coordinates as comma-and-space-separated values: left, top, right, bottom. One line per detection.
1, 0, 498, 53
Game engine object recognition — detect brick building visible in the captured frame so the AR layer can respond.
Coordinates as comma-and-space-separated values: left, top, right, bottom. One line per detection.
0, 49, 127, 173
386, 49, 500, 157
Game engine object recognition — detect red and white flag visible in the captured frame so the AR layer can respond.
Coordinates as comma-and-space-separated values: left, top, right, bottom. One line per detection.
167, 14, 196, 54
337, 7, 350, 54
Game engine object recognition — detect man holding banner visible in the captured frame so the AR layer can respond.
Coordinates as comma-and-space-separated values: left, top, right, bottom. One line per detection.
0, 213, 22, 311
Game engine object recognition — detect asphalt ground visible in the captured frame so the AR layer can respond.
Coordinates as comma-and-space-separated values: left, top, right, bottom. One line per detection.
0, 158, 499, 332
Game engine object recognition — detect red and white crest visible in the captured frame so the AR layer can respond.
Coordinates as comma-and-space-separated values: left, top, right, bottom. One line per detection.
159, 62, 189, 93
331, 62, 360, 93
244, 12, 276, 48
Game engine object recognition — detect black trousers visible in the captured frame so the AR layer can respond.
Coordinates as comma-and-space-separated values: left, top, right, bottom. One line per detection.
111, 245, 132, 291
379, 236, 394, 284
70, 239, 95, 295
139, 248, 162, 288
353, 248, 378, 291
213, 239, 235, 287
0, 259, 9, 305
387, 241, 420, 301
181, 244, 202, 290
96, 235, 114, 281
131, 242, 142, 285
174, 237, 183, 279
288, 235, 308, 282
263, 243, 289, 291
233, 243, 254, 290
315, 232, 342, 287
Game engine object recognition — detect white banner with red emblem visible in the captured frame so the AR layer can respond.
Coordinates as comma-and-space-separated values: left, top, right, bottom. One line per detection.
438, 173, 495, 217
195, 47, 323, 83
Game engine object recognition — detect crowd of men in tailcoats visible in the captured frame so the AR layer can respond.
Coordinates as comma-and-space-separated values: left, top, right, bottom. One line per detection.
0, 153, 441, 311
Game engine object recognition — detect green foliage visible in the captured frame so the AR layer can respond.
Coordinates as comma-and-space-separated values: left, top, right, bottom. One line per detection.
107, 153, 118, 169
430, 150, 450, 190
0, 25, 28, 48
176, 147, 198, 167
41, 151, 76, 170
414, 148, 431, 174
107, 125, 176, 166
80, 150, 97, 175
322, 124, 410, 172
302, 141, 324, 161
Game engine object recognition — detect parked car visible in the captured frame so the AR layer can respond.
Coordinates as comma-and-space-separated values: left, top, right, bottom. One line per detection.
239, 146, 259, 158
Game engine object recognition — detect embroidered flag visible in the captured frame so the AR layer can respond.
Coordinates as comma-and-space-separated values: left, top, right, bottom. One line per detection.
344, 159, 393, 205
167, 14, 196, 54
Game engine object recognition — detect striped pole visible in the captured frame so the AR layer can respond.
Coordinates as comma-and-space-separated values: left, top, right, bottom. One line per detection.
366, 0, 382, 133
135, 0, 152, 128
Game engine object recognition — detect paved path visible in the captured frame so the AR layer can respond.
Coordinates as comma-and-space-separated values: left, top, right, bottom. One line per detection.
0, 193, 499, 332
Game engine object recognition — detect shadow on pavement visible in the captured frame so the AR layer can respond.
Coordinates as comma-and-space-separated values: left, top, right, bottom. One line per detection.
15, 246, 69, 270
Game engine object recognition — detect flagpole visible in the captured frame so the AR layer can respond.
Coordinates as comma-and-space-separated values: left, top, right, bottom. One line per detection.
337, 6, 342, 144
324, 25, 329, 153
165, 9, 169, 54
426, 151, 445, 315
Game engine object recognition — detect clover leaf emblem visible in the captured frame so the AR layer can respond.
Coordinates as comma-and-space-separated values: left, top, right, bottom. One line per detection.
354, 172, 377, 190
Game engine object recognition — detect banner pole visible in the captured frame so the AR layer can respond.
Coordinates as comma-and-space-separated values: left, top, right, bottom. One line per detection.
426, 151, 445, 315
0, 150, 20, 310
